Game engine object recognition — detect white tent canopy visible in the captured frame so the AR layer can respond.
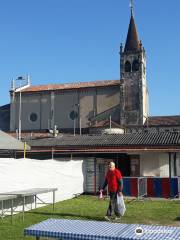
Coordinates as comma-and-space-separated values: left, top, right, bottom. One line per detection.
0, 158, 84, 204
0, 130, 30, 150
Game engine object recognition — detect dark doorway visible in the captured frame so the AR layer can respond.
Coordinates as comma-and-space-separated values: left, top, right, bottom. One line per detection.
115, 154, 130, 177
98, 163, 106, 189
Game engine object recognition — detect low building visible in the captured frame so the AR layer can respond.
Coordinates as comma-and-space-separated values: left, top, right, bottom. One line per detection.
13, 131, 179, 193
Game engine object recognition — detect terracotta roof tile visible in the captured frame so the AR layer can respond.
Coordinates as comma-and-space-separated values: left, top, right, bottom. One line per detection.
147, 116, 180, 126
90, 119, 121, 128
20, 80, 120, 93
8, 132, 51, 139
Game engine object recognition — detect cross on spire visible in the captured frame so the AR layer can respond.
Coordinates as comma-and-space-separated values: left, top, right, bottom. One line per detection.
130, 0, 134, 15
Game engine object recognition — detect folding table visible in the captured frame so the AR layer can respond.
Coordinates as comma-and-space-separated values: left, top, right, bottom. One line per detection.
0, 194, 17, 223
24, 218, 180, 240
0, 188, 57, 221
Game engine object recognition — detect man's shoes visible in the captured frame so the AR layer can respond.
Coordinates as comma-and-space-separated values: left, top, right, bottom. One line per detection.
114, 216, 121, 221
104, 216, 121, 221
104, 216, 111, 221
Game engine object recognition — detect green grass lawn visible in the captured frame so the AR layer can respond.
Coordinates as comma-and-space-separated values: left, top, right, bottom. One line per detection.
0, 195, 180, 240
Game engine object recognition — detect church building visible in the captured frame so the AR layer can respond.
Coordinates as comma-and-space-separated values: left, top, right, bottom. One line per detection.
9, 8, 149, 134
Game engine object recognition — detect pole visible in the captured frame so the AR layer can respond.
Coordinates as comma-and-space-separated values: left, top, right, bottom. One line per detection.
17, 75, 29, 140
27, 75, 30, 85
53, 190, 55, 212
80, 117, 81, 135
109, 115, 112, 133
94, 158, 97, 195
24, 142, 27, 159
18, 81, 22, 141
169, 153, 172, 178
174, 153, 177, 176
51, 148, 54, 159
74, 118, 76, 136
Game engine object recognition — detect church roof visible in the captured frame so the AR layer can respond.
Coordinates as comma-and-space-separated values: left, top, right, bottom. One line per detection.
124, 12, 140, 52
147, 116, 180, 126
19, 80, 120, 93
90, 119, 121, 128
90, 115, 180, 128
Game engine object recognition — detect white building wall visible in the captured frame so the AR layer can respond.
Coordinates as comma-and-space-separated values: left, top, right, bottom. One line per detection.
176, 153, 180, 176
159, 154, 169, 177
140, 152, 169, 177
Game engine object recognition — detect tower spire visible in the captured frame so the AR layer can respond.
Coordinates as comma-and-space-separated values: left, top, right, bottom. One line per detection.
124, 0, 140, 52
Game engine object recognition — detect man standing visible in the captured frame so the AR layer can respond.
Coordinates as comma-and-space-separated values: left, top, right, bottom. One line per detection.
101, 161, 123, 221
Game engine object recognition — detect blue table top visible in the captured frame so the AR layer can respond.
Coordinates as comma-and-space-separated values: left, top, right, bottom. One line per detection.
24, 218, 180, 240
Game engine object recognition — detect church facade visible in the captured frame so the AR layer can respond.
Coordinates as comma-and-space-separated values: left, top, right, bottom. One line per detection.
9, 10, 148, 134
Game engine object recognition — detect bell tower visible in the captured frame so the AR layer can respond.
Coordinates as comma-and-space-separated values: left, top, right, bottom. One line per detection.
120, 2, 148, 127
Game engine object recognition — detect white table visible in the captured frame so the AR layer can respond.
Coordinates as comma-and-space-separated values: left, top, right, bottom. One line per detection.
0, 188, 57, 221
0, 194, 17, 223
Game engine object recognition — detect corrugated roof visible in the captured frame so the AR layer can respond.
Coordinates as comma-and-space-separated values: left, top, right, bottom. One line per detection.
19, 80, 120, 93
26, 132, 180, 149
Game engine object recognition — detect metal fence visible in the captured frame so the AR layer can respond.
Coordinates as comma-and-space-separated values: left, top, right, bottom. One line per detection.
123, 177, 180, 199
138, 177, 147, 198
123, 177, 147, 198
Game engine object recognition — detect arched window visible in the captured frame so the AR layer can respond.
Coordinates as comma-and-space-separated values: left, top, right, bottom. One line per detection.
132, 60, 139, 71
125, 61, 131, 72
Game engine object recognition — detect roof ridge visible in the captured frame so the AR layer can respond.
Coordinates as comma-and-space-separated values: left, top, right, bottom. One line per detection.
20, 80, 120, 93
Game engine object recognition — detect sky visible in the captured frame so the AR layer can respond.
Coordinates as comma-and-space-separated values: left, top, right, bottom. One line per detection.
0, 0, 180, 116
